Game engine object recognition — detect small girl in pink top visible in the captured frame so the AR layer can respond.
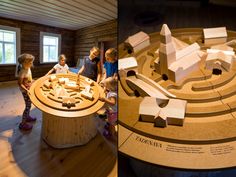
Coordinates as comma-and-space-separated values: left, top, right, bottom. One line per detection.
17, 54, 36, 130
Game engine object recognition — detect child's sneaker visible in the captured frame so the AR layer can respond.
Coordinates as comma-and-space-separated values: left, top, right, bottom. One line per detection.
98, 114, 107, 119
26, 116, 37, 122
19, 122, 33, 130
104, 122, 110, 130
103, 129, 112, 139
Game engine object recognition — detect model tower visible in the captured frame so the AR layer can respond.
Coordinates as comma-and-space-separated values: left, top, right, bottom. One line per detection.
159, 24, 176, 77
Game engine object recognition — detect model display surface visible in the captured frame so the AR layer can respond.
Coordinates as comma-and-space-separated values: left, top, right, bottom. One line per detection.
29, 73, 105, 148
118, 25, 236, 169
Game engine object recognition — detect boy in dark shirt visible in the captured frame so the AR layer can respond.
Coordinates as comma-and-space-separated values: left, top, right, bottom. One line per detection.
78, 47, 102, 83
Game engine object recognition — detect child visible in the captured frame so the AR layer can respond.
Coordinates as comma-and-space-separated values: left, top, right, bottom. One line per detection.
99, 76, 117, 138
46, 54, 69, 75
17, 54, 36, 130
103, 48, 118, 80
78, 47, 102, 83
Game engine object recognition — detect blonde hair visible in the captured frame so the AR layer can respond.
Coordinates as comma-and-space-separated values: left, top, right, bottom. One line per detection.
18, 53, 34, 64
105, 48, 117, 60
16, 53, 34, 75
90, 46, 100, 54
104, 76, 117, 92
58, 54, 66, 61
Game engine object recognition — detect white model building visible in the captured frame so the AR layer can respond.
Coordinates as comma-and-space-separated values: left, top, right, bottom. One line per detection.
154, 24, 202, 82
203, 27, 227, 45
139, 97, 187, 127
125, 31, 150, 53
205, 45, 236, 72
118, 57, 138, 71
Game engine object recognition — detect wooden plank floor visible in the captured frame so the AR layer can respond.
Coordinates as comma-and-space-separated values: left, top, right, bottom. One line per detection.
0, 81, 117, 177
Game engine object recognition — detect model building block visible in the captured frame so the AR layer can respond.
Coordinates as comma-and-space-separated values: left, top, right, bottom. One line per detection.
53, 86, 69, 98
139, 97, 187, 127
59, 77, 69, 84
49, 75, 57, 82
62, 97, 76, 108
118, 57, 138, 71
155, 24, 201, 83
159, 24, 176, 75
81, 86, 93, 100
64, 81, 79, 90
205, 51, 234, 71
203, 27, 227, 46
125, 31, 150, 53
85, 78, 94, 86
203, 27, 227, 39
43, 80, 52, 89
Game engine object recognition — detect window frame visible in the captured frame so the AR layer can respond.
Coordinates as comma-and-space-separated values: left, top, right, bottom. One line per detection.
40, 32, 61, 64
0, 25, 21, 65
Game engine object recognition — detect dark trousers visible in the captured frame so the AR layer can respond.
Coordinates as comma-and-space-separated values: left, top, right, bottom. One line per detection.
21, 91, 31, 120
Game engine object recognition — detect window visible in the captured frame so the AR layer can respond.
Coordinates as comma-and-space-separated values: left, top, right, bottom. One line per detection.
0, 25, 20, 65
40, 32, 61, 63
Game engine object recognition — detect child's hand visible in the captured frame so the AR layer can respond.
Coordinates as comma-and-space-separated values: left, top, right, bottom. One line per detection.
27, 90, 31, 96
99, 97, 105, 102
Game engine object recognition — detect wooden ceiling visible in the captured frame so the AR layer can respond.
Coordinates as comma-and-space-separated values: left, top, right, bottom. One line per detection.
0, 0, 117, 30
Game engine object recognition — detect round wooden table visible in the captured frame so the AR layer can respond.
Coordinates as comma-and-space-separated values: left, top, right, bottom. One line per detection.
29, 73, 105, 148
119, 28, 236, 175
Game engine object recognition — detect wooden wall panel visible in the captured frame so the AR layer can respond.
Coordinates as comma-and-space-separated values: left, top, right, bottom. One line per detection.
0, 17, 75, 82
0, 17, 117, 82
75, 19, 117, 60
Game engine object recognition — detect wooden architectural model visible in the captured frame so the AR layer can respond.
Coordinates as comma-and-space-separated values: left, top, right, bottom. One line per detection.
139, 97, 187, 127
29, 73, 104, 148
154, 24, 202, 82
124, 31, 150, 53
119, 25, 236, 171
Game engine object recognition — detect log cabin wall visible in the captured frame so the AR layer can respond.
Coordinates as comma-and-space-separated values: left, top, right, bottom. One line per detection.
75, 19, 117, 60
0, 17, 75, 82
